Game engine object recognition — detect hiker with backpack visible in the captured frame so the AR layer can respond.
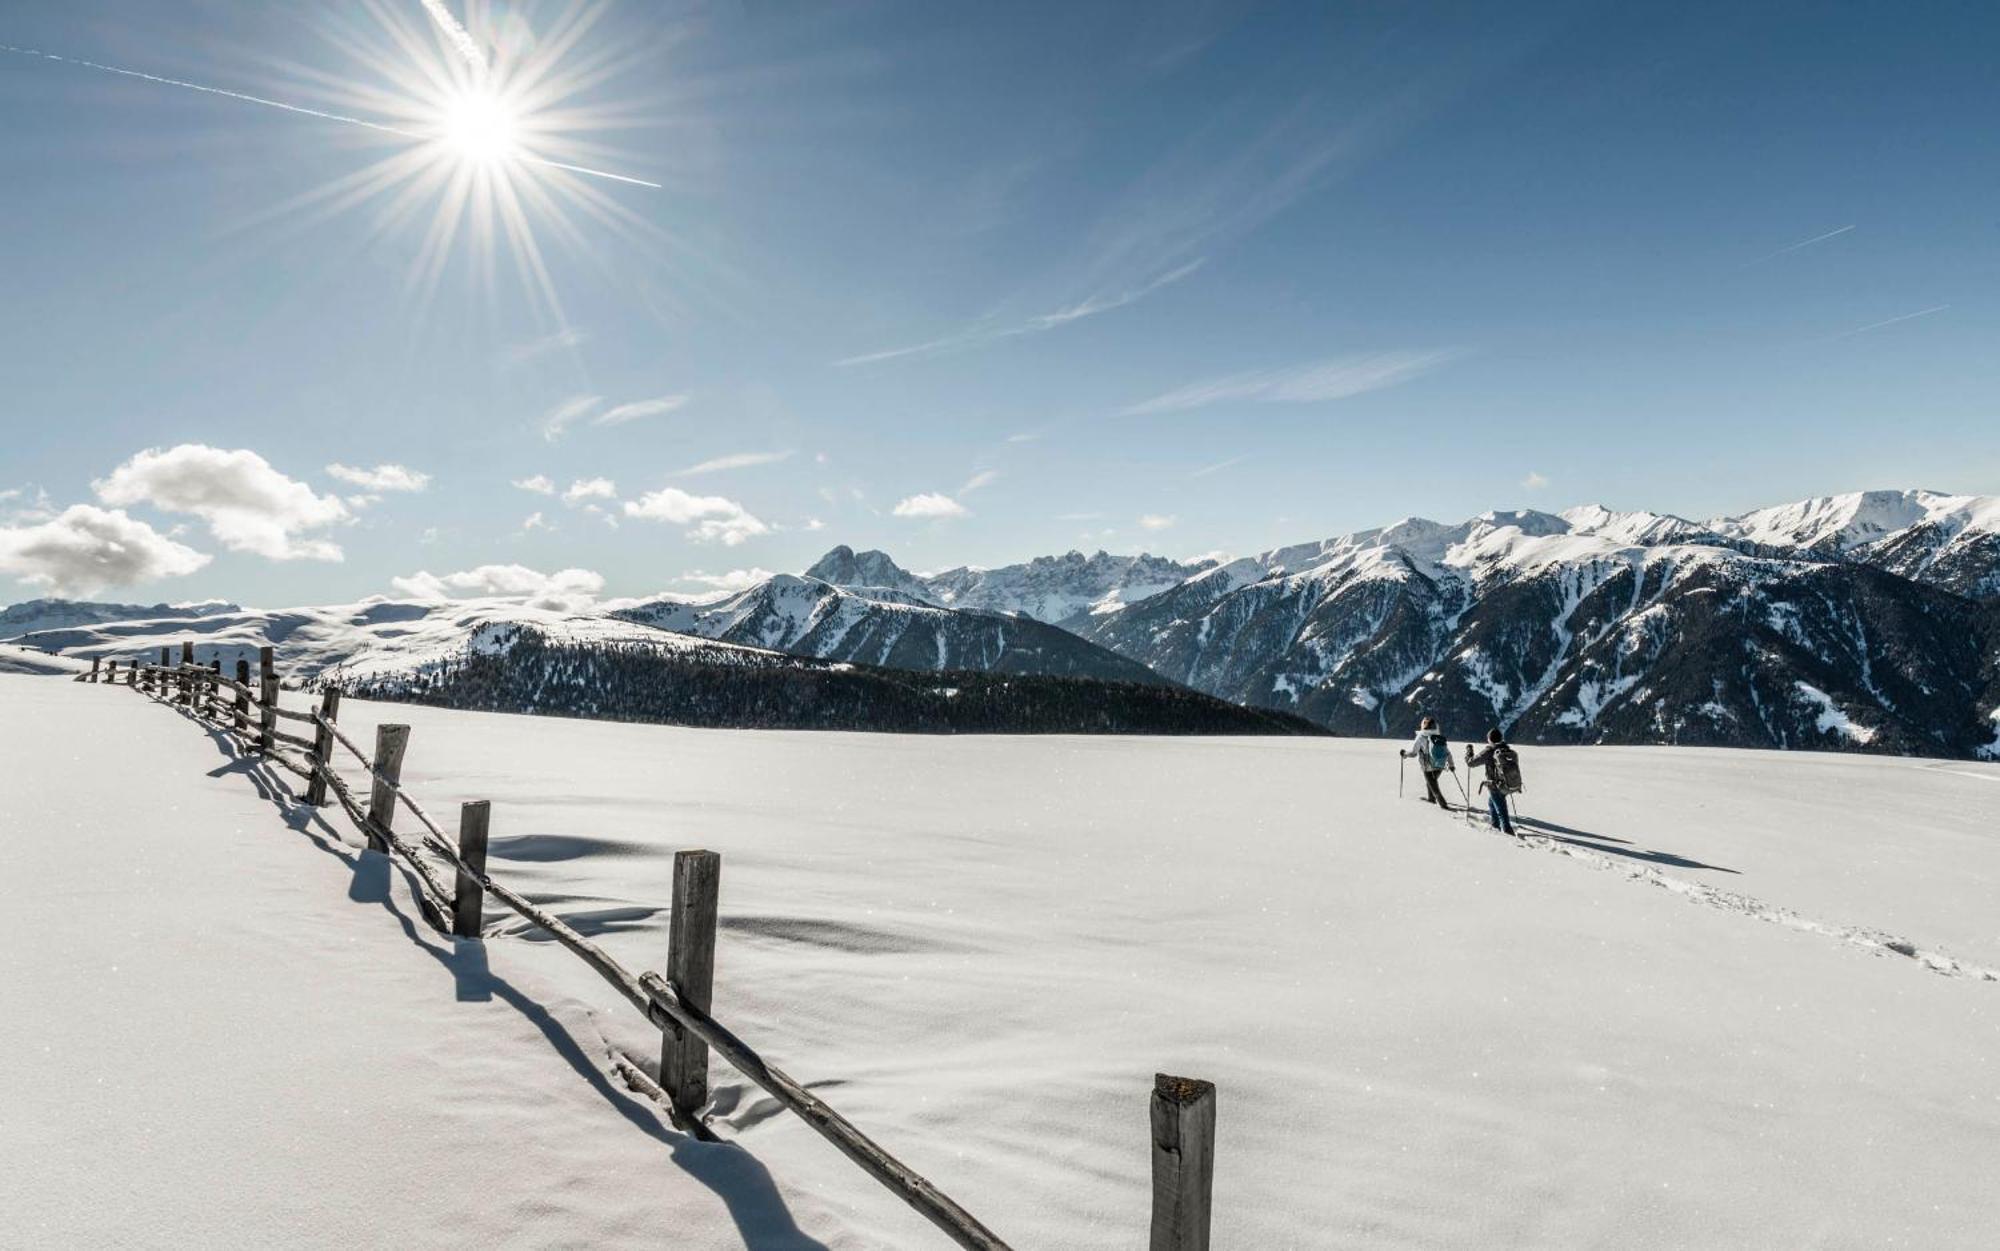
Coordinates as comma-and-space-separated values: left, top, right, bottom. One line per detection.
1400, 716, 1454, 809
1466, 729, 1522, 835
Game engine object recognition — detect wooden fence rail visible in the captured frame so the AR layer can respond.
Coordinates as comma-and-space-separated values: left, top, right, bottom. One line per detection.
90, 646, 1218, 1250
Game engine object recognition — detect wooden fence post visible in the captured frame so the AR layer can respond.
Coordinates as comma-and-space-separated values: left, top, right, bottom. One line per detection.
106, 659, 118, 684
179, 641, 195, 706
206, 660, 221, 717
661, 849, 722, 1124
452, 801, 491, 938
90, 657, 102, 683
1150, 1075, 1216, 1251
157, 648, 168, 695
364, 724, 410, 853
256, 646, 278, 754
234, 660, 251, 733
304, 686, 341, 806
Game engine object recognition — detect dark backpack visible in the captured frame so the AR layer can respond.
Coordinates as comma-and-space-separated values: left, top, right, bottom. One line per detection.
1492, 743, 1523, 794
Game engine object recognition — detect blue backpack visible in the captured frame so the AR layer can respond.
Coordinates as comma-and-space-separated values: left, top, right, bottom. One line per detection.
1420, 731, 1450, 770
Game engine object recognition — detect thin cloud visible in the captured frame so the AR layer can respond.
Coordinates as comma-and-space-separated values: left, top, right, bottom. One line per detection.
959, 469, 1001, 494
678, 568, 775, 593
512, 474, 555, 495
1138, 514, 1176, 531
1123, 350, 1455, 416
392, 564, 604, 612
1522, 471, 1549, 491
1828, 304, 1949, 340
540, 394, 603, 441
595, 394, 688, 427
540, 393, 687, 439
834, 260, 1204, 368
505, 326, 588, 366
674, 450, 795, 477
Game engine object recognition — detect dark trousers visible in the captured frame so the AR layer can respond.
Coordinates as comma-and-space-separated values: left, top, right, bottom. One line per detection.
1421, 769, 1447, 806
1487, 788, 1514, 833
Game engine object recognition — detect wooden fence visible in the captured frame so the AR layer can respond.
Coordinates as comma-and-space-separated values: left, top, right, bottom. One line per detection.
84, 649, 1220, 1250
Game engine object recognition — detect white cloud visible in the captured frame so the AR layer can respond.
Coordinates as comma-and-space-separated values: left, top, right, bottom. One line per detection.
1005, 431, 1043, 443
540, 394, 604, 441
803, 517, 826, 531
893, 492, 970, 520
512, 474, 556, 495
678, 567, 775, 593
959, 469, 1001, 494
596, 394, 688, 427
623, 487, 769, 546
0, 504, 210, 596
389, 564, 605, 611
1122, 350, 1455, 416
1138, 513, 1176, 531
675, 449, 794, 477
1521, 471, 1549, 491
94, 445, 349, 561
521, 511, 551, 532
327, 462, 430, 492
344, 494, 381, 510
562, 477, 617, 505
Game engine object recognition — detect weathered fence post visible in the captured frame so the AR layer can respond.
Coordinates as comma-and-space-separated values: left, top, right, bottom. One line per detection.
256, 646, 278, 754
661, 849, 722, 1124
90, 656, 102, 683
157, 648, 168, 695
452, 801, 491, 938
304, 686, 341, 806
364, 724, 410, 853
179, 641, 195, 706
206, 660, 221, 717
234, 659, 251, 733
106, 659, 118, 684
1149, 1075, 1216, 1251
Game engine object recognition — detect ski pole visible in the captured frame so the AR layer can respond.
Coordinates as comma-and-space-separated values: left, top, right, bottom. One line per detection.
1398, 751, 1406, 799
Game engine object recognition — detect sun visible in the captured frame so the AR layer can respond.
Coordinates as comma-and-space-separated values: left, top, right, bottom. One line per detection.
437, 85, 522, 166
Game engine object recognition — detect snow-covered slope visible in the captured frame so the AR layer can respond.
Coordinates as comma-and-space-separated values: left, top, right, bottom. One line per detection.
805, 545, 1216, 625
614, 574, 1166, 684
0, 642, 88, 675
16, 677, 1998, 1246
0, 596, 240, 639
2, 596, 775, 687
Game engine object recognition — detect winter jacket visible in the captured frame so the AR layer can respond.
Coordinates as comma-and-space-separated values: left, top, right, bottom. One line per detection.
1409, 728, 1447, 772
1468, 741, 1509, 788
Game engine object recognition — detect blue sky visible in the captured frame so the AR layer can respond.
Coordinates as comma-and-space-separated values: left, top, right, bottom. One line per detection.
1, 0, 1995, 606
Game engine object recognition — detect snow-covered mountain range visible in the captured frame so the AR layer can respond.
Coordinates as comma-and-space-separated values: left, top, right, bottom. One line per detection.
4, 488, 1996, 755
611, 573, 1164, 685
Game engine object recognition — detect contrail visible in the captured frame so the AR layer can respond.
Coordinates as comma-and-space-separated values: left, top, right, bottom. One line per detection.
1751, 223, 1856, 264
1830, 304, 1949, 340
420, 0, 489, 74
0, 42, 660, 189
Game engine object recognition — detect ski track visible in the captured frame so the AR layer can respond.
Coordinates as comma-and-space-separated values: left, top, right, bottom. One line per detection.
1492, 819, 2000, 983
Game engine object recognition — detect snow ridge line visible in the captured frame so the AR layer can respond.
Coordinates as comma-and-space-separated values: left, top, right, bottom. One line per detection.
1513, 830, 2000, 983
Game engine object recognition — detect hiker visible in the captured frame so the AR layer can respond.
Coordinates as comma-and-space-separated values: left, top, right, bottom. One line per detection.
1466, 729, 1521, 835
1400, 716, 1452, 808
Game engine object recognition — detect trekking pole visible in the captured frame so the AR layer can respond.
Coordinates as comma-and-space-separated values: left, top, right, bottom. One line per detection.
1398, 751, 1406, 799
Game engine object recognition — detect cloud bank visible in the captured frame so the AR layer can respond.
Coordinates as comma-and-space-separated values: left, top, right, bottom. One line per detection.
95, 445, 349, 561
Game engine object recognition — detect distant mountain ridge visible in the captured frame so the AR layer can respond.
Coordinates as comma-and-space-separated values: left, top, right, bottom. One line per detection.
805, 545, 1215, 626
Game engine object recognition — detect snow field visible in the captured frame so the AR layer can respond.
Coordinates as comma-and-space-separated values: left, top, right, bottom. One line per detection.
5, 674, 2000, 1248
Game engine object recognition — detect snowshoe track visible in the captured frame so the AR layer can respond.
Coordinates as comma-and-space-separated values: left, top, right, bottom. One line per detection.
1511, 829, 2000, 982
